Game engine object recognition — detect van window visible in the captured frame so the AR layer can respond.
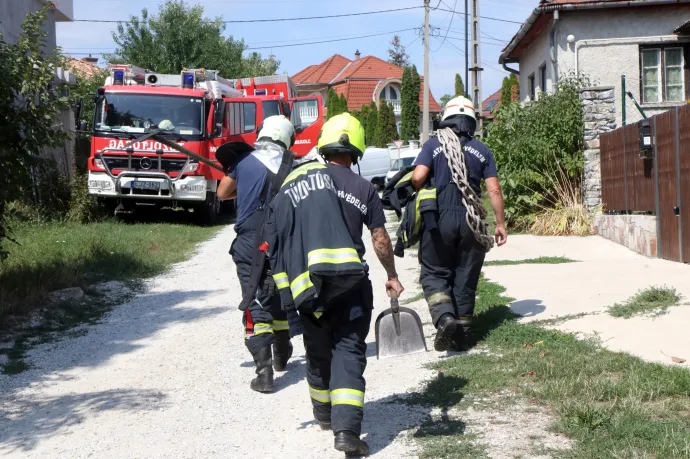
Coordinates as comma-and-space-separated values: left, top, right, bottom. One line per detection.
390, 156, 417, 171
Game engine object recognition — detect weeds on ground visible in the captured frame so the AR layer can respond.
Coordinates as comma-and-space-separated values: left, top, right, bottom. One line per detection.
405, 278, 690, 458
0, 219, 223, 322
484, 257, 576, 266
608, 286, 683, 319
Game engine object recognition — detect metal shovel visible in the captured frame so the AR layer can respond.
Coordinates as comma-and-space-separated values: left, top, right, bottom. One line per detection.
375, 292, 428, 360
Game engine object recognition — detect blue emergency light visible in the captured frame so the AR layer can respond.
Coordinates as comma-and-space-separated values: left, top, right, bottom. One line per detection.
183, 73, 194, 89
113, 70, 125, 85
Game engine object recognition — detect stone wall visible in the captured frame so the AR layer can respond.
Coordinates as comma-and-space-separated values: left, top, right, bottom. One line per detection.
593, 214, 658, 257
580, 87, 616, 212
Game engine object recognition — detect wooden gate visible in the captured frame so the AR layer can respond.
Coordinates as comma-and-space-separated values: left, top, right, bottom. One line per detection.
600, 105, 690, 263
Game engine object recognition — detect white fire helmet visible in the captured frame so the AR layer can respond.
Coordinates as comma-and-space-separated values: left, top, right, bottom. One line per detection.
256, 115, 296, 150
442, 96, 476, 122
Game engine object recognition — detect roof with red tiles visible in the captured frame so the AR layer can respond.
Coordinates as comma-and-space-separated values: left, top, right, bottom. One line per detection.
333, 56, 404, 82
482, 89, 502, 119
64, 57, 106, 79
291, 55, 351, 85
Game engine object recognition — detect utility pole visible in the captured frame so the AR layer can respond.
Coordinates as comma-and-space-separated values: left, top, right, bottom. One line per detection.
465, 0, 469, 95
470, 0, 483, 133
422, 0, 430, 143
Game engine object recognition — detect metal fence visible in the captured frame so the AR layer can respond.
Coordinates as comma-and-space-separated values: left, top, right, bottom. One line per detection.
600, 105, 690, 263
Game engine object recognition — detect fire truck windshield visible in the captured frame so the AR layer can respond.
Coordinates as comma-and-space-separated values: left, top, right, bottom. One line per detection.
94, 94, 204, 137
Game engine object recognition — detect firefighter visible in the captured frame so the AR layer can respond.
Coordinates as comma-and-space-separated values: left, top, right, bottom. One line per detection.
217, 115, 297, 394
411, 96, 507, 352
304, 113, 404, 456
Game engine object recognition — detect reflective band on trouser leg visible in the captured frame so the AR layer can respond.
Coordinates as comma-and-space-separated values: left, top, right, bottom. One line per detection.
330, 389, 365, 408
273, 320, 289, 332
457, 316, 472, 327
309, 385, 331, 403
273, 272, 289, 290
427, 292, 453, 306
253, 323, 274, 336
290, 271, 314, 299
308, 248, 361, 267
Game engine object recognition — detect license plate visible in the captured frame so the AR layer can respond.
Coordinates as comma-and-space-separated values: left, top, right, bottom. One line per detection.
131, 181, 161, 190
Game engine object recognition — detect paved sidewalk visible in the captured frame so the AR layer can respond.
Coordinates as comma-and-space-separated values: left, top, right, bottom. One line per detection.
483, 235, 690, 367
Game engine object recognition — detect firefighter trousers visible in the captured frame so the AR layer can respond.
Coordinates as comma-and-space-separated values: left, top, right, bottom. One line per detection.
230, 213, 296, 357
418, 187, 486, 329
301, 277, 373, 436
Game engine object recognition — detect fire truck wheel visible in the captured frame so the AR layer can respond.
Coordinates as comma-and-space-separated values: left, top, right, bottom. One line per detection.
197, 191, 221, 226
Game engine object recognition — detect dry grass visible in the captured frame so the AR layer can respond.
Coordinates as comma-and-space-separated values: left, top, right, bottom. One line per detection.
530, 162, 594, 236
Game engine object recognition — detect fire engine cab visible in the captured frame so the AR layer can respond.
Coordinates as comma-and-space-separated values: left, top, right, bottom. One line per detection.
87, 64, 323, 224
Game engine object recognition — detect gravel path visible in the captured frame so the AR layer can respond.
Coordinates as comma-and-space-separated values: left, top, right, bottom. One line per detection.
0, 217, 450, 458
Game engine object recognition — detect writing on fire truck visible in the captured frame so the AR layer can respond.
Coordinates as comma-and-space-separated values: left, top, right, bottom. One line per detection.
87, 64, 323, 224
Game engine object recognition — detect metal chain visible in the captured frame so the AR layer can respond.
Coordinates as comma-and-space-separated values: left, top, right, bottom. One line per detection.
437, 128, 494, 252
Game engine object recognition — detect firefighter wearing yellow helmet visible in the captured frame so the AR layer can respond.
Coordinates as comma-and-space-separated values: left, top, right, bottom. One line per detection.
288, 113, 403, 456
411, 95, 507, 353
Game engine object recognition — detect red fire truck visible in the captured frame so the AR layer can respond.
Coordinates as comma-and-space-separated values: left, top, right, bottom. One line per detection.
87, 64, 323, 224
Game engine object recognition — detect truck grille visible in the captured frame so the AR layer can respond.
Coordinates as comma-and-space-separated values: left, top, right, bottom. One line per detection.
103, 156, 188, 173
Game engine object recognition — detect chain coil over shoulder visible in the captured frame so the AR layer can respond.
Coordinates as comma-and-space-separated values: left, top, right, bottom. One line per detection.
437, 128, 494, 252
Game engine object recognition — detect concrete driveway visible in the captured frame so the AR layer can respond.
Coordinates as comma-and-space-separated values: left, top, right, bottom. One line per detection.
483, 235, 690, 367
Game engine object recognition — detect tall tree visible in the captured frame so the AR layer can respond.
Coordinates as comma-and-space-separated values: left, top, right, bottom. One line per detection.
107, 0, 279, 78
401, 65, 421, 142
388, 35, 410, 67
339, 93, 350, 115
365, 101, 378, 147
376, 100, 399, 147
454, 73, 466, 97
440, 94, 453, 107
500, 74, 520, 108
326, 88, 338, 120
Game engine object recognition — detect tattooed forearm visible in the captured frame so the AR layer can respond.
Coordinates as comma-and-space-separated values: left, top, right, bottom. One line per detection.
371, 227, 398, 279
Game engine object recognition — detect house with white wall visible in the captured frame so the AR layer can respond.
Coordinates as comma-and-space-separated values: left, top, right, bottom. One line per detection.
499, 0, 690, 127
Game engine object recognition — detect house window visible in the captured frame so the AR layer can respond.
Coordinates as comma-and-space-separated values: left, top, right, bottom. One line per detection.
641, 46, 686, 103
539, 64, 547, 95
384, 86, 399, 100
528, 73, 536, 100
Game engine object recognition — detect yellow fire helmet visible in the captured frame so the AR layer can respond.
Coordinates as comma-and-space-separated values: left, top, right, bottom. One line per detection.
317, 113, 366, 163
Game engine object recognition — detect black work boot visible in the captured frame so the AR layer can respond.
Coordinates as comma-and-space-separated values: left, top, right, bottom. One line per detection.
273, 331, 293, 372
334, 431, 369, 457
434, 313, 457, 352
250, 346, 274, 393
450, 325, 470, 352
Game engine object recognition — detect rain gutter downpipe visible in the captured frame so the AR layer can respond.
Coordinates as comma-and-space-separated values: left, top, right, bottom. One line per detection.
550, 10, 559, 87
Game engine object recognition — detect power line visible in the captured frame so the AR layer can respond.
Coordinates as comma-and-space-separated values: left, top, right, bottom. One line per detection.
434, 7, 523, 24
245, 28, 416, 50
71, 6, 423, 24
63, 28, 417, 54
431, 0, 457, 52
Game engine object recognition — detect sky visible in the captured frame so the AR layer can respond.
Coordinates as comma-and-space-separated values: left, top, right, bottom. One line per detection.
56, 0, 538, 104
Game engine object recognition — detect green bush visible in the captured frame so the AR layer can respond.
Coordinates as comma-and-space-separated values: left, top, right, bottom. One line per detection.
485, 75, 588, 228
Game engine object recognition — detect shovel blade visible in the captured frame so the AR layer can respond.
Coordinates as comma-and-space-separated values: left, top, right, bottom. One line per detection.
375, 306, 428, 359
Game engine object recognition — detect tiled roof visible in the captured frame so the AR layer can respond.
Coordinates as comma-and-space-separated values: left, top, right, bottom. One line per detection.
482, 89, 502, 119
333, 79, 442, 113
64, 57, 105, 79
291, 55, 351, 85
333, 56, 404, 82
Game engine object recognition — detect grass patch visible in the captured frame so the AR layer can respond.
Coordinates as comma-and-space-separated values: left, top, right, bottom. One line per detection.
484, 256, 576, 266
405, 278, 690, 458
402, 292, 425, 305
608, 286, 683, 319
0, 219, 223, 321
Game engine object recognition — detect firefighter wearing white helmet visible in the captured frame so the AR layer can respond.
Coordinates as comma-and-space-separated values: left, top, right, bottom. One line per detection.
410, 95, 507, 352
217, 115, 301, 394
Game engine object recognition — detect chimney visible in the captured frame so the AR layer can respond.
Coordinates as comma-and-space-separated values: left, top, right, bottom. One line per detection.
355, 49, 361, 60
82, 54, 99, 64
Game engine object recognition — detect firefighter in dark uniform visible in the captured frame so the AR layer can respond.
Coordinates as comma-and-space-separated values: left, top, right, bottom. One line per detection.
411, 96, 508, 352
217, 115, 298, 393
304, 113, 404, 456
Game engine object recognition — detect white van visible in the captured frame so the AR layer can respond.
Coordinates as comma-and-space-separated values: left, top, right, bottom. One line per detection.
385, 142, 422, 186
352, 147, 390, 189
